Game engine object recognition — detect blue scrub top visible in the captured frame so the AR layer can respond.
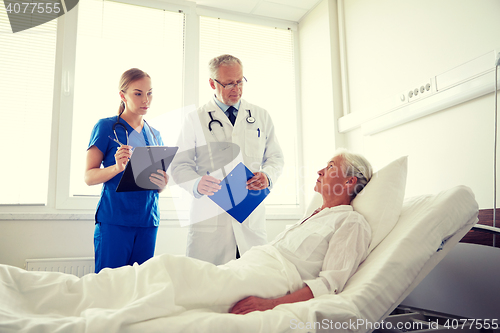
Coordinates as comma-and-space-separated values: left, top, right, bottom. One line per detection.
88, 116, 164, 227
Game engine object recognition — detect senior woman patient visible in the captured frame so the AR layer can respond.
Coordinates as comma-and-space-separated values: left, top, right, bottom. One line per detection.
1, 149, 373, 327
229, 148, 372, 314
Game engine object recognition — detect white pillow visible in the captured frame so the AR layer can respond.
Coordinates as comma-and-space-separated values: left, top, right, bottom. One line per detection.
352, 156, 408, 253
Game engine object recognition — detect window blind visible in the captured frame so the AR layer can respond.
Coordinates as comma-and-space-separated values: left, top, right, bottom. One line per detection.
0, 3, 57, 204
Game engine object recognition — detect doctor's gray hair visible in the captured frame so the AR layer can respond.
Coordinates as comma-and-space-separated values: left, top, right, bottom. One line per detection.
208, 54, 243, 80
334, 148, 373, 199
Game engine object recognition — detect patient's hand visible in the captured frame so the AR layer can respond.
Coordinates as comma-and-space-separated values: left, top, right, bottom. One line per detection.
229, 296, 276, 315
230, 286, 314, 315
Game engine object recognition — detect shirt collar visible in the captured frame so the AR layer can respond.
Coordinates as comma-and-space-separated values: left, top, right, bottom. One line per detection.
213, 95, 241, 112
319, 205, 354, 215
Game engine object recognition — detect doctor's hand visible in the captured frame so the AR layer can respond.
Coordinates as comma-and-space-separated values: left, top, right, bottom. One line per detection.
150, 169, 169, 192
197, 175, 221, 196
114, 145, 133, 173
246, 172, 269, 190
229, 296, 276, 315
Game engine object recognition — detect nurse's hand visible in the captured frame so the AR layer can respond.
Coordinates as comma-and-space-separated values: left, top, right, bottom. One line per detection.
198, 175, 221, 196
246, 172, 269, 190
150, 169, 169, 192
114, 145, 132, 172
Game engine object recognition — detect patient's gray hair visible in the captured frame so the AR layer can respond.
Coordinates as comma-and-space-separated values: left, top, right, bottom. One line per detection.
334, 148, 373, 199
208, 54, 243, 80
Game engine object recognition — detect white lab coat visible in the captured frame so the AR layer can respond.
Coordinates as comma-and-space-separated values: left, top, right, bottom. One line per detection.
171, 98, 284, 265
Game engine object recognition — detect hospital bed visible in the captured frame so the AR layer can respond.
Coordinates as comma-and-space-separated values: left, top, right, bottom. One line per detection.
0, 156, 479, 333
389, 242, 500, 329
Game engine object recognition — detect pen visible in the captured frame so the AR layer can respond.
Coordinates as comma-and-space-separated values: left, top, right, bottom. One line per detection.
257, 128, 260, 137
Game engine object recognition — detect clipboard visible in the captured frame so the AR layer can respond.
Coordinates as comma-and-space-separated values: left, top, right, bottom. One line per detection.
116, 146, 178, 192
209, 162, 270, 223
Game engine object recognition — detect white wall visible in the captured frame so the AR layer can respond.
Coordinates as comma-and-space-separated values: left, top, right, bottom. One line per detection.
298, 0, 346, 206
332, 0, 500, 208
1, 220, 94, 269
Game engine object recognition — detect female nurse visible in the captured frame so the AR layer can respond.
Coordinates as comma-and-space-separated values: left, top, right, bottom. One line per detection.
85, 68, 168, 273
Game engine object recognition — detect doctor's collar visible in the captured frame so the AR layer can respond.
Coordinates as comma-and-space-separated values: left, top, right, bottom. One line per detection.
213, 94, 241, 112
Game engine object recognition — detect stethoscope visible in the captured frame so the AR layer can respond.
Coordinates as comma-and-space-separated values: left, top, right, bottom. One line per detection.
208, 109, 255, 132
110, 113, 160, 147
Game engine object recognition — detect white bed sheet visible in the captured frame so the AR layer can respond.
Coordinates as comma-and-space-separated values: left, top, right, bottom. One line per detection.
0, 186, 478, 333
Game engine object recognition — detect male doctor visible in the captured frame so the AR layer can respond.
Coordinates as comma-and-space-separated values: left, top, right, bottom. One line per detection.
171, 54, 284, 265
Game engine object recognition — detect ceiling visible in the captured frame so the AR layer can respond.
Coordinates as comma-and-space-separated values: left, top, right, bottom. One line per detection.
184, 0, 323, 22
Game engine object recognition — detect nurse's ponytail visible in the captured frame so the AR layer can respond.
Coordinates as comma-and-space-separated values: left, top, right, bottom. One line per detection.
118, 68, 151, 115
118, 100, 125, 116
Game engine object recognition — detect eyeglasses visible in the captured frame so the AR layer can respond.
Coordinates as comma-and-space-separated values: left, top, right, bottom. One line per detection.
213, 77, 247, 90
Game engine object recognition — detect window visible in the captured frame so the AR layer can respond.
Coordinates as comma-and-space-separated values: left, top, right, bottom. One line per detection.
0, 4, 57, 204
199, 16, 299, 206
67, 0, 185, 198
1, 0, 302, 216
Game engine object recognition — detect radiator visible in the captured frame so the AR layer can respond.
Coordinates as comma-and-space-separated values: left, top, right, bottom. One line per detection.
25, 257, 95, 277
